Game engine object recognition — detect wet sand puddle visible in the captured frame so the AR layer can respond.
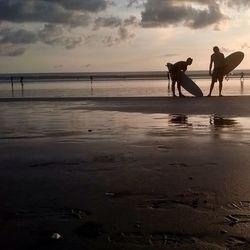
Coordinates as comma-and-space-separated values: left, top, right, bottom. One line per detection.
1, 101, 250, 144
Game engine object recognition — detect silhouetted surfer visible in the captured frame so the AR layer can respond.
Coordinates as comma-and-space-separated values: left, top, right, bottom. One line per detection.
208, 46, 225, 97
10, 76, 14, 88
10, 76, 14, 96
240, 71, 244, 83
90, 76, 93, 84
166, 57, 193, 97
20, 77, 24, 87
20, 77, 24, 96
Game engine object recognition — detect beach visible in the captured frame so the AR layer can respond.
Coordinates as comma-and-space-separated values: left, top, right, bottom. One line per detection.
1, 97, 250, 249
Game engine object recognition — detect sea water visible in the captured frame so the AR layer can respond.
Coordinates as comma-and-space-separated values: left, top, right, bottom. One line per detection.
0, 78, 248, 98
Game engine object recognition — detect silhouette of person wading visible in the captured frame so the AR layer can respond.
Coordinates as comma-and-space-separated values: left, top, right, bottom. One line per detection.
166, 57, 193, 97
208, 46, 225, 97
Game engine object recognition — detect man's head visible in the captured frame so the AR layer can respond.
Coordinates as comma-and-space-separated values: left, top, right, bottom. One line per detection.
213, 46, 220, 53
186, 57, 193, 65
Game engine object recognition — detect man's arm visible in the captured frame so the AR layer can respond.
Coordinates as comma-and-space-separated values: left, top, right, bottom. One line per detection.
209, 55, 213, 76
182, 64, 188, 72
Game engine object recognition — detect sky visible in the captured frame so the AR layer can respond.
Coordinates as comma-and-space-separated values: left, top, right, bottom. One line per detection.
0, 0, 250, 73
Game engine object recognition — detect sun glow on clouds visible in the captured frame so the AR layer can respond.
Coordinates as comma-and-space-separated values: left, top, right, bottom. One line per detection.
0, 0, 250, 73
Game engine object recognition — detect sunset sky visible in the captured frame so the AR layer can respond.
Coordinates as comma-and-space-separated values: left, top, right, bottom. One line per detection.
0, 0, 250, 73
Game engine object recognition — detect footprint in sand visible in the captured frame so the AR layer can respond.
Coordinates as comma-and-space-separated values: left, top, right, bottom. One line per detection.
109, 231, 196, 247
157, 145, 173, 152
169, 162, 189, 168
226, 236, 250, 248
137, 188, 216, 210
225, 201, 250, 226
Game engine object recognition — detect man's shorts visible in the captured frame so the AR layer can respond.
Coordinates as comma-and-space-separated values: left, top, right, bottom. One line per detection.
212, 67, 225, 82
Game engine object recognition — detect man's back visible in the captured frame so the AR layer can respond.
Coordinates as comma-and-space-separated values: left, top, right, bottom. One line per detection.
171, 61, 188, 72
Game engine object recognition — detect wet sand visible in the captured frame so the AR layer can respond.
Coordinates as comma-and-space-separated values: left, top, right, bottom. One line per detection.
1, 97, 250, 249
1, 96, 250, 116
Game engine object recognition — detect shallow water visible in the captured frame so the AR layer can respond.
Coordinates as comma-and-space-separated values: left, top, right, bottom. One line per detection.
0, 78, 248, 97
1, 102, 250, 145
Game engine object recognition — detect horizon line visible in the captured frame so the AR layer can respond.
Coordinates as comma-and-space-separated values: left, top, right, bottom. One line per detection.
0, 68, 249, 76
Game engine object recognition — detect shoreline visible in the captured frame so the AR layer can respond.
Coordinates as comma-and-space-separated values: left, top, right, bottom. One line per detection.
1, 95, 250, 100
0, 69, 248, 83
1, 96, 250, 116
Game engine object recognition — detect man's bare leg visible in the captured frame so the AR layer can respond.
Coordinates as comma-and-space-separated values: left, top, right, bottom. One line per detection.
172, 81, 177, 97
219, 81, 223, 96
208, 81, 215, 96
177, 82, 185, 97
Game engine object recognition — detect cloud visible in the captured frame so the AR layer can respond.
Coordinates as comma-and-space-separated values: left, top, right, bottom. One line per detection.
124, 16, 140, 26
241, 43, 250, 49
221, 47, 234, 53
102, 27, 135, 46
226, 0, 250, 8
162, 53, 180, 57
0, 45, 25, 56
54, 64, 63, 69
44, 0, 110, 12
0, 28, 37, 44
127, 0, 144, 8
0, 23, 84, 56
0, 0, 97, 27
38, 24, 83, 49
94, 16, 123, 30
118, 26, 136, 40
94, 15, 139, 30
141, 0, 227, 29
6, 47, 26, 56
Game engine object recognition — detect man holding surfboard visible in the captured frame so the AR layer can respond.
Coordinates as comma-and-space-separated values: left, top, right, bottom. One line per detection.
208, 46, 225, 97
166, 57, 193, 97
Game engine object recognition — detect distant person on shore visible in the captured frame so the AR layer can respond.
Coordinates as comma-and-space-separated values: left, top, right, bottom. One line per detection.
166, 57, 193, 97
20, 77, 24, 96
167, 71, 170, 92
20, 77, 24, 87
90, 76, 93, 84
208, 46, 225, 97
10, 76, 14, 96
10, 76, 13, 87
240, 71, 244, 83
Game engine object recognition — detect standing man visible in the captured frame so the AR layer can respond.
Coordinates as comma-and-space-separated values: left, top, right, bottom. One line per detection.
20, 77, 24, 96
166, 57, 193, 97
20, 76, 24, 87
208, 46, 225, 97
240, 71, 244, 83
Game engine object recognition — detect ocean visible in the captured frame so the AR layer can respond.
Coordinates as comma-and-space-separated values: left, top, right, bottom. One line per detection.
0, 78, 248, 98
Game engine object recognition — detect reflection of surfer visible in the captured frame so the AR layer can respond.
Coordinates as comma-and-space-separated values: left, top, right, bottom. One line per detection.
166, 57, 193, 97
208, 46, 225, 97
169, 114, 188, 124
210, 115, 237, 127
